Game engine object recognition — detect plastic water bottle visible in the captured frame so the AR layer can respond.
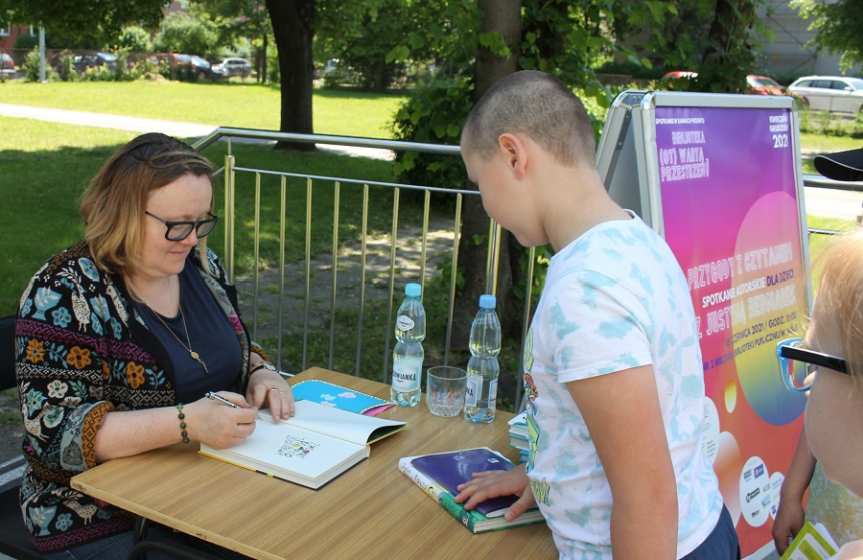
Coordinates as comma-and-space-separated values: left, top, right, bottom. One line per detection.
464, 294, 501, 423
391, 282, 425, 407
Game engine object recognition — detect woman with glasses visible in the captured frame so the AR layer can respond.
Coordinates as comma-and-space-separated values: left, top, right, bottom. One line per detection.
14, 133, 294, 558
773, 229, 863, 557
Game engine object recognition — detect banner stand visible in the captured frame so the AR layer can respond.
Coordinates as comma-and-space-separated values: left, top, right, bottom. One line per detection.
596, 91, 811, 559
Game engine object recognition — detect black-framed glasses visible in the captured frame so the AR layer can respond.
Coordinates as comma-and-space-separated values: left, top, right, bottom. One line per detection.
776, 337, 849, 393
145, 211, 219, 241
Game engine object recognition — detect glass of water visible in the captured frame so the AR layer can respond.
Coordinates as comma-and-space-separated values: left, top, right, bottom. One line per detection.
426, 366, 467, 417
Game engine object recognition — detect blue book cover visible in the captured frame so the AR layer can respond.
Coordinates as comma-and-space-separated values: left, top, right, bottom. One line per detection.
291, 379, 395, 416
410, 448, 526, 517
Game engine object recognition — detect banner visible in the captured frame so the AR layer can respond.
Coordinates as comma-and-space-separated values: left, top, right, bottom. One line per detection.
655, 106, 808, 557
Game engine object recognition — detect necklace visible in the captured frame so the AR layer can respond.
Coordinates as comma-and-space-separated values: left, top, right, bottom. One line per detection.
149, 305, 209, 375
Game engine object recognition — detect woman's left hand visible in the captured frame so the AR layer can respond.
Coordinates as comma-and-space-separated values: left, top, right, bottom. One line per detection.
246, 366, 295, 421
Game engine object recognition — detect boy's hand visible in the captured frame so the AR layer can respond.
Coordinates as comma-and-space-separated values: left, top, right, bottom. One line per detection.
454, 466, 533, 519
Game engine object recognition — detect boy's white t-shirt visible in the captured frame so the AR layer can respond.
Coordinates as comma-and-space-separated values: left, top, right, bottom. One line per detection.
523, 212, 723, 559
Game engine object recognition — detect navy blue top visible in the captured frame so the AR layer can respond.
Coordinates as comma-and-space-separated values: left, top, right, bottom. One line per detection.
136, 262, 243, 403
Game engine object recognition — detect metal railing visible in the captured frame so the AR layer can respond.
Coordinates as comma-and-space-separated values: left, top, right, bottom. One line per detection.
194, 128, 861, 410
193, 129, 532, 409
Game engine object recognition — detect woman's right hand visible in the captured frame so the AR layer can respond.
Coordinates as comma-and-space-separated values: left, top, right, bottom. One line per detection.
772, 491, 805, 555
185, 392, 257, 449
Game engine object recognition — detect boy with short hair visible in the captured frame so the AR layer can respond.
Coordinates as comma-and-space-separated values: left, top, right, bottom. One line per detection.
454, 70, 737, 559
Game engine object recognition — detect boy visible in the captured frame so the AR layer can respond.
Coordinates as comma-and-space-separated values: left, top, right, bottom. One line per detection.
454, 70, 737, 559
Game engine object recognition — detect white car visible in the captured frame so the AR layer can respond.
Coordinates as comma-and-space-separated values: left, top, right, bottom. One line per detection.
212, 57, 252, 78
787, 76, 863, 114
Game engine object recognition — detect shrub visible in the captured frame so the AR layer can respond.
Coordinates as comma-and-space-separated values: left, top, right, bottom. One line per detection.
57, 50, 79, 82
21, 47, 59, 82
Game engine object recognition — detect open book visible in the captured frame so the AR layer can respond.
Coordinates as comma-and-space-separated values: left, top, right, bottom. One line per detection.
399, 447, 545, 533
201, 400, 406, 489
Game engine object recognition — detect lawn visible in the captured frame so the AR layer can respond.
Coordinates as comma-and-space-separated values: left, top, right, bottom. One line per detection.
799, 132, 860, 154
0, 82, 408, 138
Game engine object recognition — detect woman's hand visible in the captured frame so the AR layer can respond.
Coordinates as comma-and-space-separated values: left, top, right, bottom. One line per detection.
186, 391, 257, 449
772, 491, 806, 555
246, 367, 295, 422
454, 466, 536, 521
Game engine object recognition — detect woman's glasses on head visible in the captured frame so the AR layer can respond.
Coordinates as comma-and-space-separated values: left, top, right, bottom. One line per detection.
145, 211, 219, 241
776, 337, 849, 393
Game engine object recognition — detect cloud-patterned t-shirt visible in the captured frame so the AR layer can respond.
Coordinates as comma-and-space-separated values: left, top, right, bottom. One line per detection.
523, 213, 723, 559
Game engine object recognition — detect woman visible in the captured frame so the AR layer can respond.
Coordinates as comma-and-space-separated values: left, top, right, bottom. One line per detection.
775, 226, 863, 558
773, 148, 863, 555
15, 133, 294, 557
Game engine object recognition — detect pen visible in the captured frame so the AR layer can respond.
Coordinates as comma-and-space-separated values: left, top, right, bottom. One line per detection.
205, 391, 239, 409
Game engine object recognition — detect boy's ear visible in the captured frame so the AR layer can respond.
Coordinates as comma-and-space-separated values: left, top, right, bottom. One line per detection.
497, 133, 528, 179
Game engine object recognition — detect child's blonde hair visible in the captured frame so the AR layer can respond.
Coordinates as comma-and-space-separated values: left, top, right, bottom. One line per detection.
815, 229, 863, 379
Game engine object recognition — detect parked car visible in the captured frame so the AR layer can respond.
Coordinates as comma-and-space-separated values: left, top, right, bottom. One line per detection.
212, 57, 252, 78
0, 53, 16, 78
73, 52, 117, 72
171, 54, 226, 81
787, 76, 863, 114
662, 70, 698, 80
746, 75, 784, 96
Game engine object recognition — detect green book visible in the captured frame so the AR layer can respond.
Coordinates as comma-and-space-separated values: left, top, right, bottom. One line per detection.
780, 521, 839, 560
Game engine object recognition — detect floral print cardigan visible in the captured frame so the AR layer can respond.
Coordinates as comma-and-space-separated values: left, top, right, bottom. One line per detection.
15, 241, 260, 552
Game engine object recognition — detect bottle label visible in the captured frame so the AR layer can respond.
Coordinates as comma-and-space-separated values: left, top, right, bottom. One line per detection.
465, 376, 481, 407
392, 356, 421, 391
488, 378, 498, 408
396, 315, 415, 332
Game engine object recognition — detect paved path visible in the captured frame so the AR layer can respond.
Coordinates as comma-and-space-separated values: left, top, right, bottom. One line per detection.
0, 102, 395, 160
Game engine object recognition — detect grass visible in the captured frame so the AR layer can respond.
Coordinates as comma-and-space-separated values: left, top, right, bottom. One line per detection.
0, 82, 408, 138
799, 132, 861, 154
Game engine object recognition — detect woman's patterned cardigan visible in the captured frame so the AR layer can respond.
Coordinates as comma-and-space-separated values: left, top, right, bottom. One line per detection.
14, 241, 260, 552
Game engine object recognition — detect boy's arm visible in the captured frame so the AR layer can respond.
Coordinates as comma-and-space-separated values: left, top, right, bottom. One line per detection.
567, 364, 677, 560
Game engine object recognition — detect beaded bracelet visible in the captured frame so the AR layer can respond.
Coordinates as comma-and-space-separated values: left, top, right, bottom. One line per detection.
176, 403, 190, 444
249, 362, 277, 377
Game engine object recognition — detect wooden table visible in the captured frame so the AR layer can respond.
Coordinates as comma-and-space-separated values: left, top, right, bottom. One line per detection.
71, 368, 556, 560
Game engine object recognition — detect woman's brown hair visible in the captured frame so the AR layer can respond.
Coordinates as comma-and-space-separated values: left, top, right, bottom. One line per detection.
80, 133, 213, 276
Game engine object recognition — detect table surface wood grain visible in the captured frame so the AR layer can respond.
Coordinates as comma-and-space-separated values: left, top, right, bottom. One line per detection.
71, 368, 555, 559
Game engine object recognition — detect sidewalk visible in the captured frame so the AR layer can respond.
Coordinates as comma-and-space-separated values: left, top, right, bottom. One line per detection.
0, 102, 394, 160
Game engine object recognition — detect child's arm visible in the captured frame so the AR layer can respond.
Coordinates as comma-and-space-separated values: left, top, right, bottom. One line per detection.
772, 430, 816, 554
567, 364, 677, 559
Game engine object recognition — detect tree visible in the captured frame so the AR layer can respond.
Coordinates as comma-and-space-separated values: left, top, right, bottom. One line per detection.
155, 9, 220, 57
793, 0, 863, 72
316, 0, 406, 91
194, 0, 271, 82
0, 0, 167, 48
115, 25, 153, 53
266, 0, 315, 149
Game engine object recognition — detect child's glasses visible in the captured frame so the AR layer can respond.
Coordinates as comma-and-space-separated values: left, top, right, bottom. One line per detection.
776, 337, 848, 393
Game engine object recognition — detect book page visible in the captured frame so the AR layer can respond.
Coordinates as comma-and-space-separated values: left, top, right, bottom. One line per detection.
215, 416, 366, 482
285, 400, 405, 446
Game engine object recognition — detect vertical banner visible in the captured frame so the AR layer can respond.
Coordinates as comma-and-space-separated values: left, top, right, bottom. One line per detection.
654, 106, 808, 557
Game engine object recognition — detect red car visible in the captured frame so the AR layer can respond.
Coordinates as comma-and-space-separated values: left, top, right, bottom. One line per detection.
746, 75, 785, 95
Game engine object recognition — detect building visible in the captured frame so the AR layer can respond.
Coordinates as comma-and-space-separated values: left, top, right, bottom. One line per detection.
0, 24, 35, 51
758, 0, 857, 80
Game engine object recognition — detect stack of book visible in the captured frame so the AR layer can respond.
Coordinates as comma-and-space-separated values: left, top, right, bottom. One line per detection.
507, 411, 529, 463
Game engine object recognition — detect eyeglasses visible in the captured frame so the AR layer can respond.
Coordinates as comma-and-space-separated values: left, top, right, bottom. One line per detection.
776, 337, 849, 393
145, 211, 219, 241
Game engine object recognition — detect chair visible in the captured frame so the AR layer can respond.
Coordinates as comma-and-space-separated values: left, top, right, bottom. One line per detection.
0, 314, 46, 560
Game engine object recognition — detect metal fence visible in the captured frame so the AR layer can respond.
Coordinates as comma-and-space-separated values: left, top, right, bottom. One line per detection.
193, 129, 533, 409
193, 128, 859, 410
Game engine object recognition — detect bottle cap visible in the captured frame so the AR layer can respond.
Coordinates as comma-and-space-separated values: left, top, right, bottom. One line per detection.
405, 283, 422, 298
479, 294, 496, 309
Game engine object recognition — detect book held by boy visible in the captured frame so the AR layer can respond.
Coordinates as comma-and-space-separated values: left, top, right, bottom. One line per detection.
399, 447, 545, 533
201, 400, 406, 489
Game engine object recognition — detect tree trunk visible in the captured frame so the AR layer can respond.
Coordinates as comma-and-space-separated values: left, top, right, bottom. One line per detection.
452, 0, 521, 358
261, 33, 268, 83
266, 0, 316, 151
697, 0, 755, 93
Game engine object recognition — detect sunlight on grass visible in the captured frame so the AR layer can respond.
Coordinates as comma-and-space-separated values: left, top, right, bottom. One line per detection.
0, 82, 407, 138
